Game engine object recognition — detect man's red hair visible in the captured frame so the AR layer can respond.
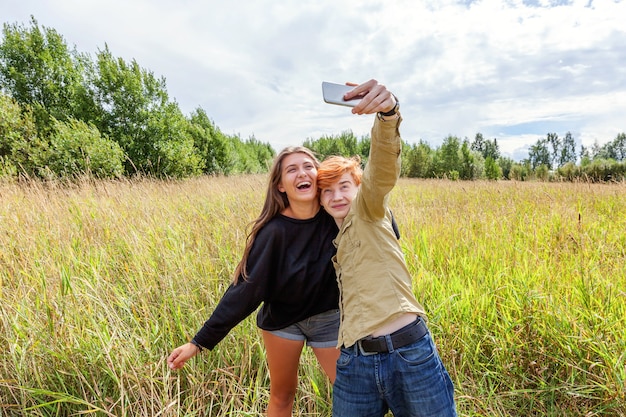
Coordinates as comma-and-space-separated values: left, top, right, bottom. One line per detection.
317, 155, 363, 191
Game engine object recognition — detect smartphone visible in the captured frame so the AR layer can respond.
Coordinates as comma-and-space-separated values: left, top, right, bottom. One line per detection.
322, 82, 362, 107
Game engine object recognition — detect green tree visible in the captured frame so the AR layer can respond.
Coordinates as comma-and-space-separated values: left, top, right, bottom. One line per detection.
471, 132, 500, 160
472, 134, 499, 180
90, 47, 200, 177
357, 136, 371, 163
557, 162, 580, 181
402, 140, 433, 178
226, 135, 274, 174
0, 93, 45, 177
547, 132, 560, 169
510, 162, 529, 181
528, 137, 551, 170
470, 133, 485, 155
188, 108, 235, 175
484, 156, 502, 180
0, 17, 93, 136
602, 132, 626, 161
2, 17, 281, 179
498, 156, 514, 180
535, 164, 550, 181
582, 159, 613, 182
43, 118, 124, 178
484, 138, 500, 161
559, 131, 577, 167
303, 130, 367, 163
459, 139, 478, 180
435, 135, 461, 178
144, 103, 201, 178
613, 133, 626, 161
241, 135, 274, 173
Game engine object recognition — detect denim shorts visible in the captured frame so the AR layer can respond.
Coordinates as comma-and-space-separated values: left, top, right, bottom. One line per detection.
332, 324, 457, 417
269, 309, 340, 348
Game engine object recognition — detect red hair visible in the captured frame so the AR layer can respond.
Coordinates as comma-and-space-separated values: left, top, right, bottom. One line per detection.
317, 155, 363, 191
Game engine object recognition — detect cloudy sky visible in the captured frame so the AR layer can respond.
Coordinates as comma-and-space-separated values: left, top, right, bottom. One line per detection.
3, 0, 626, 160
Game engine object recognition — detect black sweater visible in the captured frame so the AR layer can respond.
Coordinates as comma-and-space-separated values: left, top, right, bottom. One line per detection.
193, 209, 339, 350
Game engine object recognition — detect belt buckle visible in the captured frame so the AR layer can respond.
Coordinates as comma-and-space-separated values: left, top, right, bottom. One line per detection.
356, 339, 378, 356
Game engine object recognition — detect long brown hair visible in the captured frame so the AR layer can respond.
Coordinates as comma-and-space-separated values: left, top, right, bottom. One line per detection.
233, 146, 320, 283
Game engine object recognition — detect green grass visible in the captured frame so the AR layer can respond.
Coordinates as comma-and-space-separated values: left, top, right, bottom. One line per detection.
1, 176, 624, 416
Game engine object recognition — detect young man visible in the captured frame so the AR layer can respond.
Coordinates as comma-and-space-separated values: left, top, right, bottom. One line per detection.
317, 79, 457, 417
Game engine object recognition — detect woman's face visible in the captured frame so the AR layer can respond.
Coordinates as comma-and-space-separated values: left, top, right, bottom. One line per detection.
277, 152, 318, 204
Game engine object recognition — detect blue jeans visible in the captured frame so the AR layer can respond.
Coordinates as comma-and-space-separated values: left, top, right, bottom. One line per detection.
332, 328, 457, 417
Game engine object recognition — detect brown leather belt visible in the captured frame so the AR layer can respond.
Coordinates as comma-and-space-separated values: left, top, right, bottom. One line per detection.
357, 317, 428, 354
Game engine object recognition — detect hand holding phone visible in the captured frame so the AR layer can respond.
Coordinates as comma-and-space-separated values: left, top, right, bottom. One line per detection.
322, 82, 363, 107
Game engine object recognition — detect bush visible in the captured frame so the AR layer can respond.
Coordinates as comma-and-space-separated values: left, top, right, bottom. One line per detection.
484, 156, 502, 180
556, 162, 580, 181
45, 118, 124, 178
535, 165, 550, 181
447, 170, 460, 181
0, 155, 17, 179
0, 94, 46, 177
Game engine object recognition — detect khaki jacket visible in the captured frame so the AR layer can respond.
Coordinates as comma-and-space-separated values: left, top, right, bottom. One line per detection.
333, 114, 426, 348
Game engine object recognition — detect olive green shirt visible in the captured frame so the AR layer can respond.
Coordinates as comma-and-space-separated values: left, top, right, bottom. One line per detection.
333, 114, 426, 348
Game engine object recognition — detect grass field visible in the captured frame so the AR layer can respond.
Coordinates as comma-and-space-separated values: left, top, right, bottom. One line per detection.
1, 175, 624, 416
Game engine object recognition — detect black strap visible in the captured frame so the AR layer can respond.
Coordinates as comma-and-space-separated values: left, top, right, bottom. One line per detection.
359, 317, 427, 353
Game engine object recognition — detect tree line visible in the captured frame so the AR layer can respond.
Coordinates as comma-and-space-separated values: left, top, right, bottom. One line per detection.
304, 130, 626, 182
0, 17, 273, 179
2, 17, 624, 182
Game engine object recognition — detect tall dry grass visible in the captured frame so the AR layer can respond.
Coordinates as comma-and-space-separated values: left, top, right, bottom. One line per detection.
0, 176, 624, 416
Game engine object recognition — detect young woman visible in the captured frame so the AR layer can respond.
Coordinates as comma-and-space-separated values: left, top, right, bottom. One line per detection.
168, 146, 340, 417
317, 79, 457, 417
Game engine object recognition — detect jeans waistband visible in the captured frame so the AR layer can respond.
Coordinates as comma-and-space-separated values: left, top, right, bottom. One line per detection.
356, 317, 428, 355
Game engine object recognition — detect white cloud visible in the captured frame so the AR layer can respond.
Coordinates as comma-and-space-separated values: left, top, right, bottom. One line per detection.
2, 0, 625, 160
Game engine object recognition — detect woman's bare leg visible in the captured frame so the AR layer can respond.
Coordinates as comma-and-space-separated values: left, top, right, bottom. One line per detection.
262, 331, 305, 417
312, 346, 340, 384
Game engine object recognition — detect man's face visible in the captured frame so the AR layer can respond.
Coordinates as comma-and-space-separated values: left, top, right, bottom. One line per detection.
319, 172, 358, 222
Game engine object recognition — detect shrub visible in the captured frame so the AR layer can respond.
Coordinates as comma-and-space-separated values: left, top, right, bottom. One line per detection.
45, 118, 124, 178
